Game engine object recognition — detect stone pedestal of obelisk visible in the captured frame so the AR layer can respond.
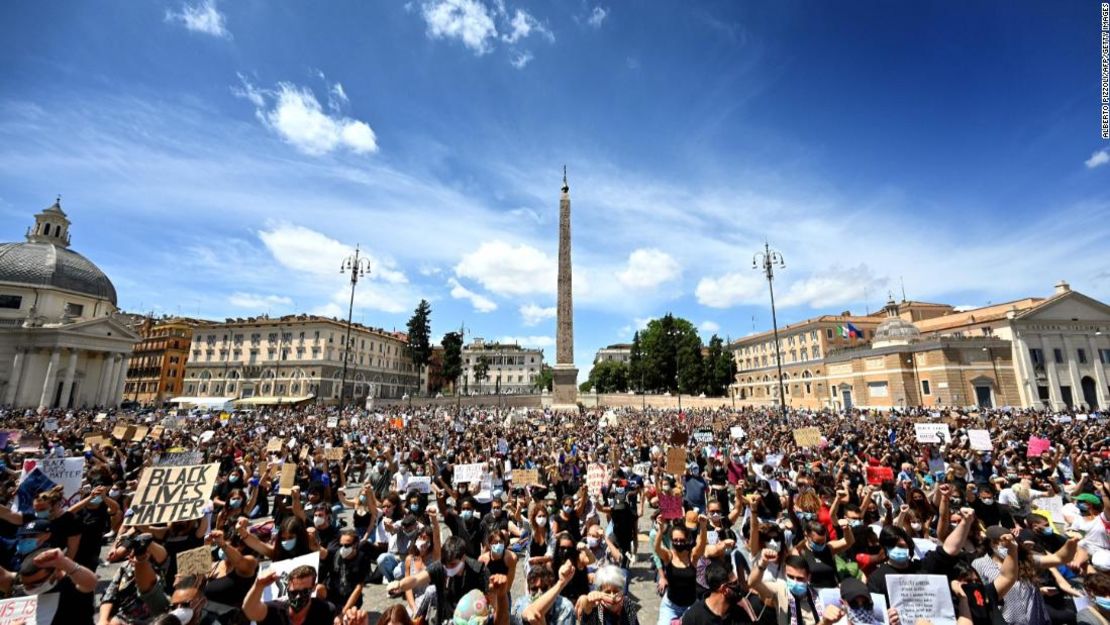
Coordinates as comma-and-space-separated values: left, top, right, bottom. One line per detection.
551, 168, 579, 411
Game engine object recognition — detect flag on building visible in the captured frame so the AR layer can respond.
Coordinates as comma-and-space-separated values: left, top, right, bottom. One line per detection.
838, 323, 863, 339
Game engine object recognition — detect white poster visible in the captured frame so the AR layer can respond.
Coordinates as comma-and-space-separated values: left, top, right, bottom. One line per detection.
913, 423, 951, 444
887, 575, 956, 625
0, 595, 37, 625
326, 417, 338, 428
261, 552, 320, 602
453, 462, 487, 485
967, 429, 993, 451
729, 426, 745, 440
16, 457, 85, 508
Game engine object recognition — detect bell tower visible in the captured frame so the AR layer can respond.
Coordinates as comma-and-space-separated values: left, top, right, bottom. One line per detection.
26, 196, 72, 247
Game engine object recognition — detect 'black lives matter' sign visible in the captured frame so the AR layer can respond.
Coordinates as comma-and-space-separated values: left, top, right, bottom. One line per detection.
125, 463, 219, 526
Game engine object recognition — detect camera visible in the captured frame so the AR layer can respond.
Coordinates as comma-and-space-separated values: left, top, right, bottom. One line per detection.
122, 533, 153, 556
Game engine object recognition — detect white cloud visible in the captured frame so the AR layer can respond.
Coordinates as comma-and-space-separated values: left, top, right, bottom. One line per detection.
509, 51, 534, 69
699, 320, 720, 334
1086, 149, 1110, 169
258, 222, 407, 283
234, 77, 379, 156
420, 0, 498, 54
695, 272, 765, 308
448, 277, 498, 312
520, 303, 556, 326
776, 264, 886, 308
497, 335, 555, 348
454, 240, 556, 296
165, 0, 231, 38
618, 316, 652, 338
228, 292, 293, 309
586, 6, 608, 28
502, 8, 553, 43
616, 248, 681, 289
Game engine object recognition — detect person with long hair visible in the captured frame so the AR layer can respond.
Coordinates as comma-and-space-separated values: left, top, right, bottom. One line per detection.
402, 508, 441, 621
202, 524, 259, 615
653, 513, 707, 625
971, 525, 1078, 625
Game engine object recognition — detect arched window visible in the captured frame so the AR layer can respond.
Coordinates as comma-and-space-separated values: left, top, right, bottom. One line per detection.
43, 224, 50, 236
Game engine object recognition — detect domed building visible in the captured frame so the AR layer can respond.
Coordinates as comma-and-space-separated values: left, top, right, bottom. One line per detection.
0, 199, 139, 409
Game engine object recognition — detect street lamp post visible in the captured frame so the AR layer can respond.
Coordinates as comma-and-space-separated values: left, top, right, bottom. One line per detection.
338, 245, 371, 412
754, 242, 787, 413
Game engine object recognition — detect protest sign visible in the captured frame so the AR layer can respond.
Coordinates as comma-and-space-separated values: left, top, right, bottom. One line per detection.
666, 447, 687, 476
514, 468, 540, 487
16, 433, 40, 453
912, 538, 939, 560
793, 427, 821, 448
587, 463, 608, 498
125, 463, 219, 526
729, 426, 745, 440
266, 437, 283, 453
669, 430, 688, 446
453, 462, 486, 485
1032, 495, 1064, 522
887, 575, 956, 625
326, 417, 338, 428
632, 462, 651, 477
42, 418, 58, 432
406, 476, 431, 493
693, 428, 714, 443
176, 544, 214, 577
913, 423, 951, 444
658, 493, 684, 520
156, 451, 204, 467
278, 463, 297, 495
112, 425, 130, 439
83, 434, 110, 450
131, 425, 149, 441
815, 589, 889, 625
1027, 436, 1051, 457
0, 595, 38, 625
865, 465, 894, 486
14, 457, 84, 512
150, 425, 165, 439
262, 552, 320, 602
95, 412, 108, 422
324, 447, 344, 461
764, 453, 783, 468
1056, 415, 1073, 424
968, 429, 993, 451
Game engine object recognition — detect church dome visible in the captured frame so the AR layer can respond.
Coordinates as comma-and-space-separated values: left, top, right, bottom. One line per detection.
0, 198, 118, 305
873, 316, 921, 342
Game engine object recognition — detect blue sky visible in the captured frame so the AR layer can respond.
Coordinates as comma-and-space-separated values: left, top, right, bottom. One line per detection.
1, 1, 1107, 379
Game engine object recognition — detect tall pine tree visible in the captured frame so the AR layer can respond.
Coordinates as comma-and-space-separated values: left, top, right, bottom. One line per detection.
406, 300, 432, 392
441, 331, 464, 393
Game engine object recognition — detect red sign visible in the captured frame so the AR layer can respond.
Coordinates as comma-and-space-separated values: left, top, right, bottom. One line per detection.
866, 466, 894, 485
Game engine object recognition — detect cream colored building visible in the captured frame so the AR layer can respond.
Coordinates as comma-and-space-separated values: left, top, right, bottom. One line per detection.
461, 338, 544, 394
594, 344, 632, 365
181, 314, 418, 405
0, 200, 140, 409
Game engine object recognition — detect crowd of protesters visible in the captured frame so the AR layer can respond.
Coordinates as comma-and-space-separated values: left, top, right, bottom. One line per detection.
0, 401, 1107, 625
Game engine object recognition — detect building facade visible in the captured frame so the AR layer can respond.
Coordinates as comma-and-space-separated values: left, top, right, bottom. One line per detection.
0, 200, 140, 409
181, 314, 418, 405
123, 317, 204, 406
461, 338, 545, 395
594, 344, 632, 365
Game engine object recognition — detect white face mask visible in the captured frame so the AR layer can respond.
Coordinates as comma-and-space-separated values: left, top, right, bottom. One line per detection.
910, 522, 923, 531
445, 561, 465, 577
339, 545, 354, 559
535, 516, 547, 526
416, 539, 429, 552
170, 607, 194, 625
23, 577, 57, 595
994, 546, 1009, 560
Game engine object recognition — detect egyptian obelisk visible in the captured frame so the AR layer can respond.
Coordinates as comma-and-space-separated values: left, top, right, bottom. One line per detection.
551, 166, 579, 409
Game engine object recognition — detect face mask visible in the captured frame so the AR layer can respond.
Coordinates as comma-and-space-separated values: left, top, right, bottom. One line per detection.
17, 538, 39, 555
765, 539, 781, 551
170, 607, 194, 624
562, 505, 573, 515
339, 545, 354, 559
994, 546, 1009, 560
888, 547, 910, 564
491, 544, 505, 557
910, 522, 922, 531
91, 496, 104, 506
849, 519, 863, 528
416, 539, 429, 552
1041, 527, 1053, 536
229, 475, 240, 484
587, 537, 600, 548
217, 547, 227, 561
445, 561, 465, 577
492, 508, 503, 517
1079, 503, 1091, 514
460, 509, 474, 520
282, 538, 297, 551
1095, 596, 1110, 611
287, 588, 312, 611
229, 499, 242, 509
535, 516, 547, 525
981, 498, 994, 506
314, 516, 327, 528
109, 489, 121, 499
808, 540, 827, 553
672, 540, 692, 552
359, 495, 367, 504
22, 577, 57, 595
786, 579, 809, 596
34, 510, 50, 520
410, 504, 420, 512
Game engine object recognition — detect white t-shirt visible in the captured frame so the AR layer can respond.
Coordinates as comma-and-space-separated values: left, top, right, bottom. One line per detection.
1074, 513, 1110, 556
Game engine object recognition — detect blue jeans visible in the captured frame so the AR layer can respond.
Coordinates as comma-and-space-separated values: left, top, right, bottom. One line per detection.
377, 552, 403, 582
657, 595, 689, 625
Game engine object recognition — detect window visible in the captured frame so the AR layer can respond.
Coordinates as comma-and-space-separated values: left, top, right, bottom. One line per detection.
921, 380, 931, 395
1077, 349, 1087, 364
825, 328, 833, 340
64, 302, 84, 317
1053, 348, 1064, 364
0, 294, 22, 309
1030, 348, 1045, 365
867, 381, 889, 398
1100, 349, 1110, 364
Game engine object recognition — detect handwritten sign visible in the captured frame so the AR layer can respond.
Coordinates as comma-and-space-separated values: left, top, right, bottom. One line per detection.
666, 447, 687, 476
658, 493, 684, 520
1027, 436, 1051, 457
514, 468, 540, 487
968, 429, 992, 451
1032, 495, 1064, 522
0, 595, 38, 625
157, 451, 204, 466
693, 428, 714, 443
324, 447, 344, 461
865, 465, 894, 486
15, 457, 85, 511
83, 434, 110, 450
405, 476, 431, 493
326, 417, 338, 428
131, 425, 150, 441
112, 425, 131, 439
887, 574, 956, 625
729, 426, 745, 440
587, 463, 608, 498
176, 544, 214, 577
278, 463, 297, 495
125, 463, 218, 526
913, 423, 951, 444
150, 425, 165, 439
453, 462, 486, 485
266, 437, 283, 453
793, 427, 821, 448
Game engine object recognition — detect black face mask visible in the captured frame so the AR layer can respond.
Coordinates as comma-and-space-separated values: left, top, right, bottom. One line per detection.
287, 588, 312, 612
672, 540, 692, 552
555, 546, 575, 563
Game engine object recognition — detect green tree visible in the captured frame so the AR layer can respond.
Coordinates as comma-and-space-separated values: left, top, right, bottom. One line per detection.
579, 380, 594, 393
629, 332, 643, 391
702, 335, 735, 396
677, 340, 704, 395
638, 313, 703, 393
441, 331, 464, 393
533, 365, 554, 392
406, 300, 432, 393
474, 355, 490, 394
588, 360, 630, 393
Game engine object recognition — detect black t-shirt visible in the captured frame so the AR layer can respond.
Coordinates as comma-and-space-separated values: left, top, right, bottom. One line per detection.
323, 546, 371, 604
74, 504, 112, 569
425, 558, 489, 621
41, 576, 96, 625
681, 598, 757, 625
47, 511, 81, 553
867, 548, 957, 598
259, 598, 336, 625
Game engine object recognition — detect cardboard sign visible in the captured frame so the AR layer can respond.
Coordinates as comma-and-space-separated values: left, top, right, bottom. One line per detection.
131, 425, 150, 441
587, 463, 608, 498
176, 544, 214, 577
261, 552, 320, 602
83, 434, 110, 450
324, 447, 344, 461
125, 463, 219, 526
150, 425, 165, 439
0, 595, 38, 625
1032, 495, 1064, 522
514, 468, 540, 487
670, 430, 688, 446
865, 465, 894, 486
112, 425, 131, 439
266, 437, 283, 453
16, 433, 41, 453
887, 575, 956, 625
793, 427, 821, 448
1027, 436, 1051, 457
156, 451, 204, 466
42, 418, 58, 432
658, 493, 684, 520
666, 447, 687, 476
278, 463, 297, 495
729, 426, 745, 440
913, 423, 951, 444
453, 462, 486, 485
633, 462, 651, 477
968, 429, 992, 451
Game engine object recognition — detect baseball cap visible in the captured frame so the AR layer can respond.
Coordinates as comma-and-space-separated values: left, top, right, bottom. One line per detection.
1076, 493, 1102, 507
984, 525, 1010, 542
17, 520, 51, 537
